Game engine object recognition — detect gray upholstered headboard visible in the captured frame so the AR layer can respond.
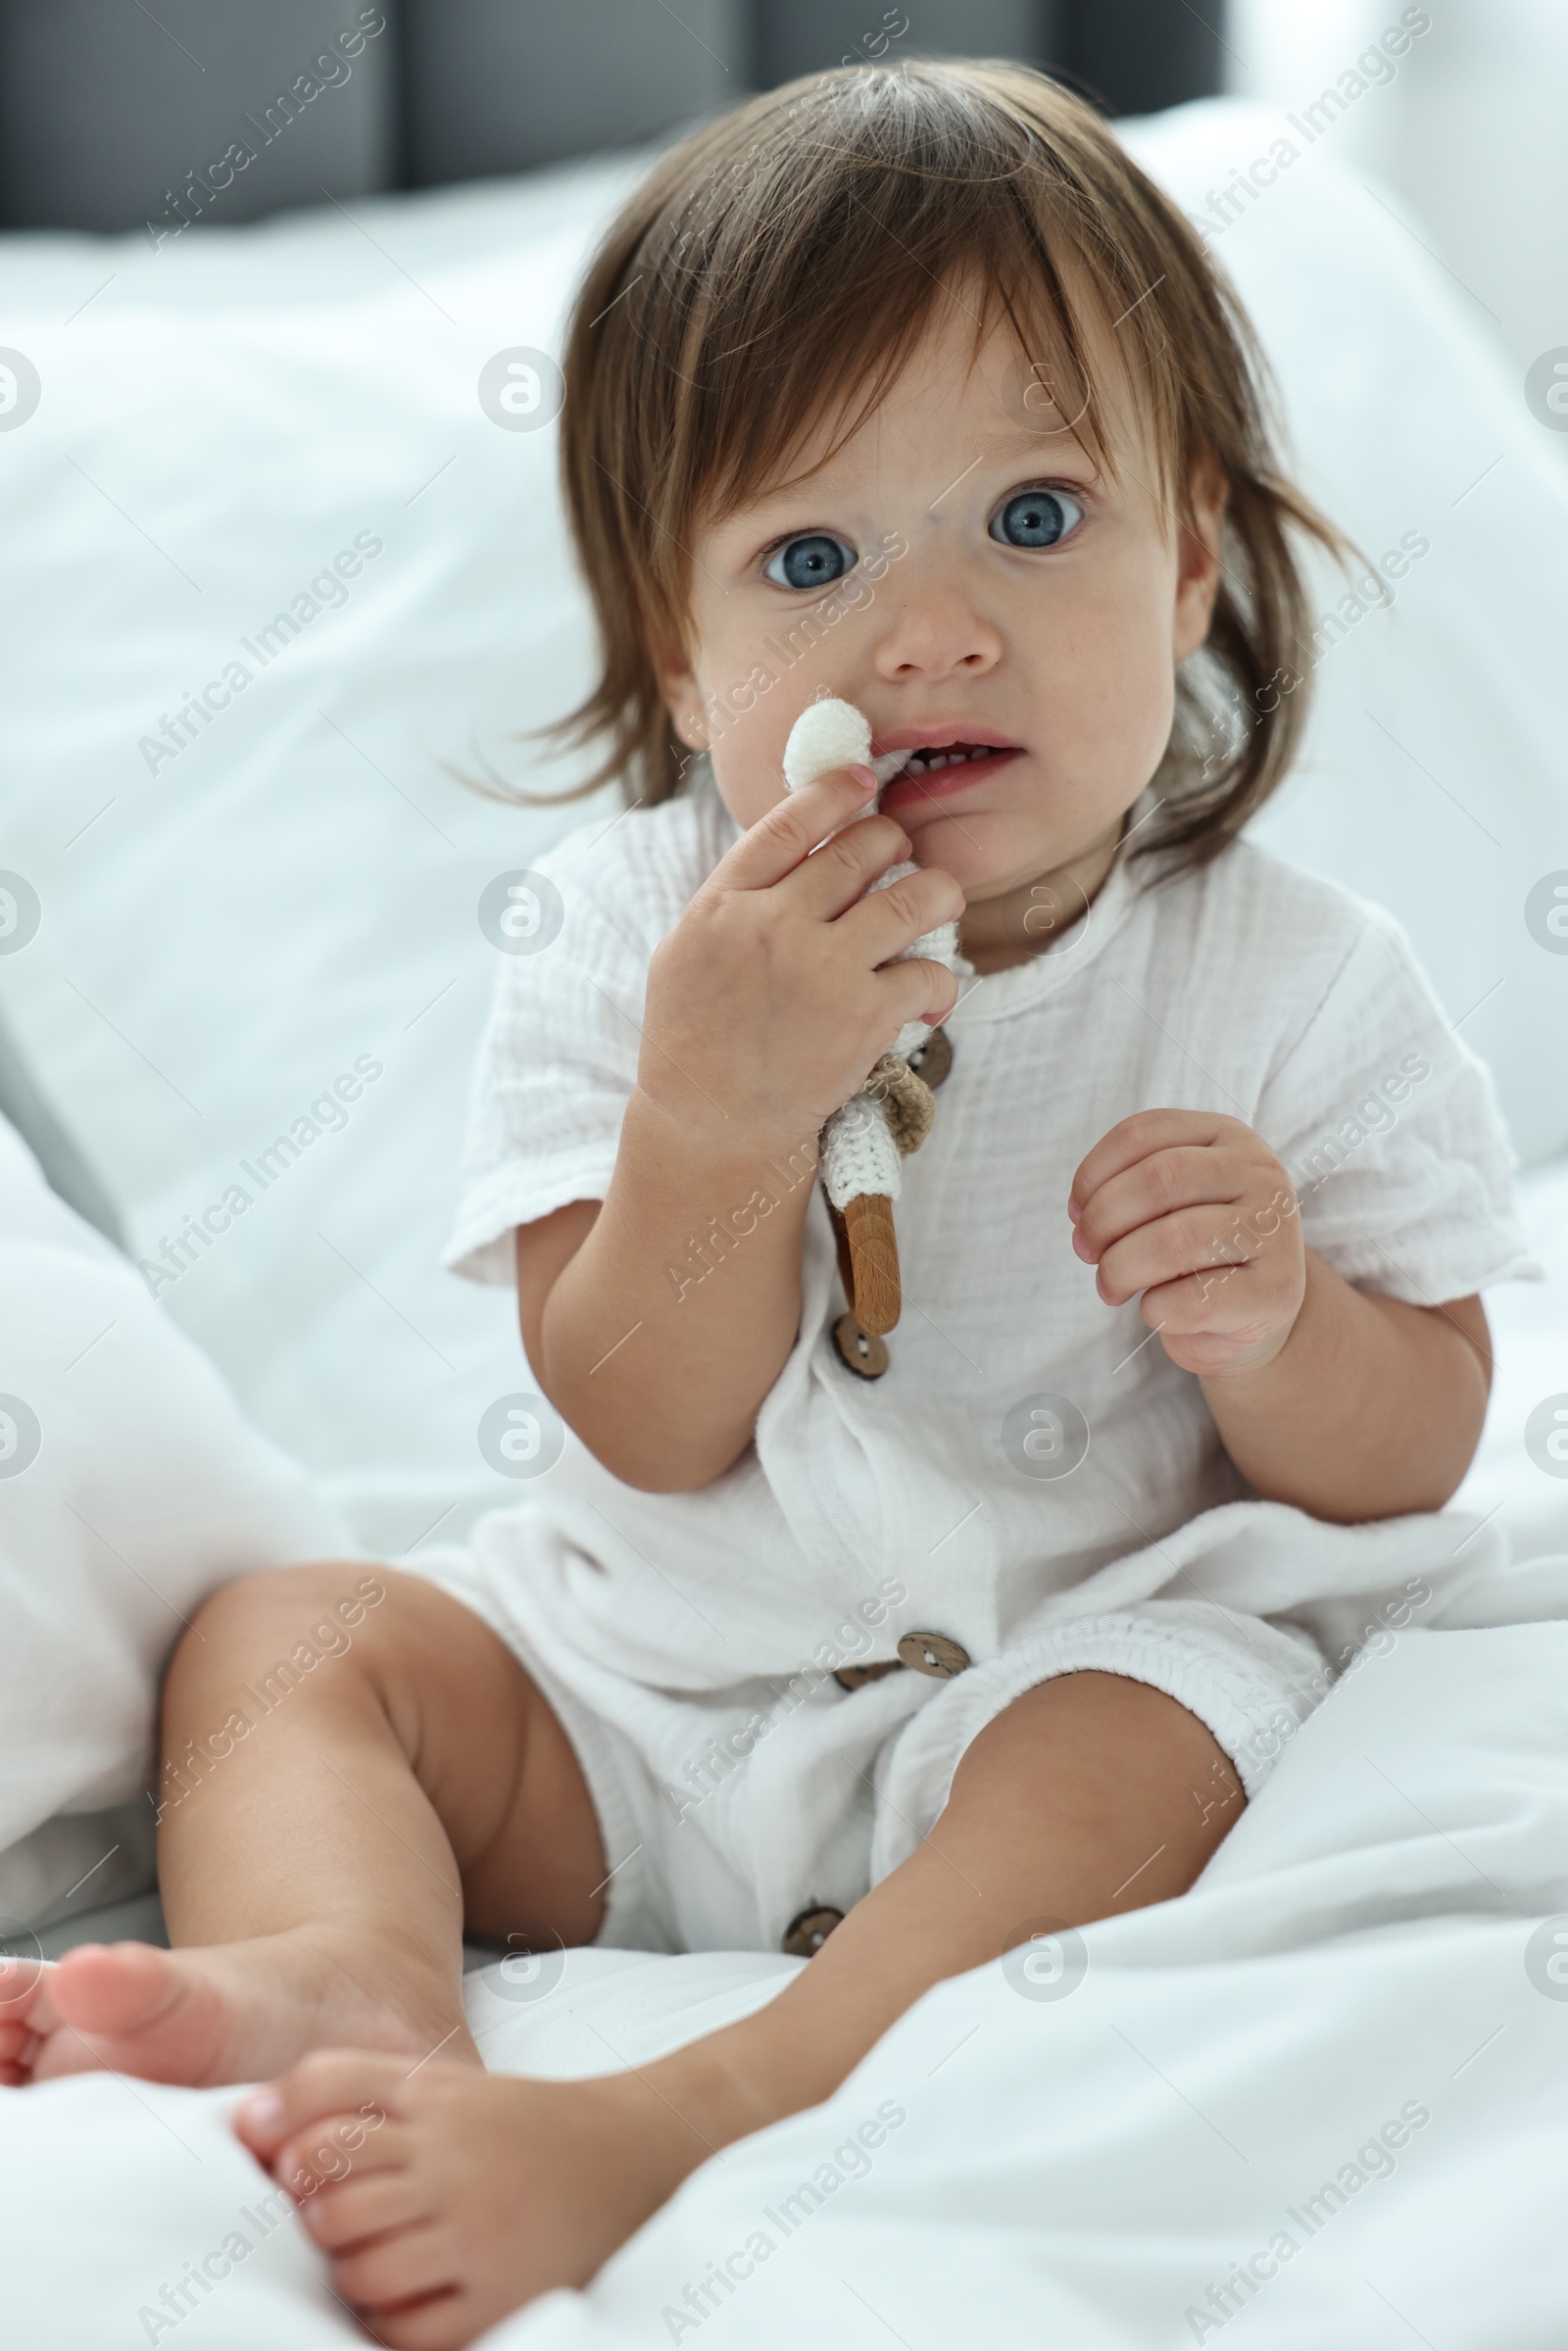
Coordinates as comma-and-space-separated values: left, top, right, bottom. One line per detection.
0, 0, 1220, 234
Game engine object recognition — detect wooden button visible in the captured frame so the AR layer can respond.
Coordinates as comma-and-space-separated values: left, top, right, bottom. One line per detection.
908, 1026, 953, 1089
833, 1658, 905, 1691
832, 1312, 888, 1379
897, 1630, 971, 1678
782, 1903, 845, 1958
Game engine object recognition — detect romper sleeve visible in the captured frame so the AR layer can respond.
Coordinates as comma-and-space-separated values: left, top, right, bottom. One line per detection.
440, 824, 662, 1288
1256, 900, 1540, 1306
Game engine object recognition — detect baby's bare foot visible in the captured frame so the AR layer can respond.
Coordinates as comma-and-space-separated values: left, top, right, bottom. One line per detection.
236, 2047, 721, 2348
0, 1930, 475, 2089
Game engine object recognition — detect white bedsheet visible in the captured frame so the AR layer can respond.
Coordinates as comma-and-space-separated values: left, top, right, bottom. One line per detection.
7, 1613, 1568, 2350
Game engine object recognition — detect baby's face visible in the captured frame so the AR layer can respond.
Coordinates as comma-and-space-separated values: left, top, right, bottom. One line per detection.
662, 290, 1226, 914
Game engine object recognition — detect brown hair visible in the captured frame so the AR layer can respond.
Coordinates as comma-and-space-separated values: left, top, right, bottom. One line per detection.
545, 58, 1349, 868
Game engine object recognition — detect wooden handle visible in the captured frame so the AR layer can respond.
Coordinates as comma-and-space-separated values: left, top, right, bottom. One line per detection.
841, 1192, 901, 1334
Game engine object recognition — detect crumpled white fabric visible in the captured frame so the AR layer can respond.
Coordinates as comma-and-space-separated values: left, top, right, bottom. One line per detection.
0, 1115, 353, 1931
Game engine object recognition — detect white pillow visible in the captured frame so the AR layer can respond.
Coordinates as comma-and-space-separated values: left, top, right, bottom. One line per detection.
1120, 102, 1568, 1169
0, 1117, 351, 1930
0, 162, 638, 1566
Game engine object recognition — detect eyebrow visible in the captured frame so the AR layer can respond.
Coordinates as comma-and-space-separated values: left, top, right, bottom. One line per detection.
984, 424, 1099, 461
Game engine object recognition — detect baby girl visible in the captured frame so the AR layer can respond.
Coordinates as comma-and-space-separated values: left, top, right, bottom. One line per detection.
2, 56, 1526, 2349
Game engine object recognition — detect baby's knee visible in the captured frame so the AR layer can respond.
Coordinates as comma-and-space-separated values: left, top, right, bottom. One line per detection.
172, 1561, 394, 1690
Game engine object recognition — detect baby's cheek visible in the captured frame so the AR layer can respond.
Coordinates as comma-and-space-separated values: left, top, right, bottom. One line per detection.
1076, 585, 1178, 781
1119, 662, 1178, 788
708, 719, 793, 830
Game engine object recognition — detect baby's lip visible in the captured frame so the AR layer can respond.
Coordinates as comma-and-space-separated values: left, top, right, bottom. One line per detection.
870, 723, 1023, 761
879, 739, 1024, 814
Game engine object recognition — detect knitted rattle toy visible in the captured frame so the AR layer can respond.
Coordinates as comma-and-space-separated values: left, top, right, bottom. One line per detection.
782, 696, 962, 1371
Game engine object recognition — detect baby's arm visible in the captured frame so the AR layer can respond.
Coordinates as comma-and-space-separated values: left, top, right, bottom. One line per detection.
1071, 1110, 1492, 1522
515, 765, 960, 1492
1197, 1262, 1488, 1521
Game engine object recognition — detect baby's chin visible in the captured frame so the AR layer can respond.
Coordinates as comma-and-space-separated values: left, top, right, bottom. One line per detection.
903, 807, 1068, 890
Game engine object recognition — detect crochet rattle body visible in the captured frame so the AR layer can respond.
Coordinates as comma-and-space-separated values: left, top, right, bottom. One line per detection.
782, 697, 961, 1349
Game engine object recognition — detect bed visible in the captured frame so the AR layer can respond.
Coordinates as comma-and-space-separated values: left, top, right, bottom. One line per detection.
3, 95, 1568, 2346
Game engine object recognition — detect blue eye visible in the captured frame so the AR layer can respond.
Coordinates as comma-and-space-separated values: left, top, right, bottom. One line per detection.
763, 532, 856, 591
990, 488, 1083, 549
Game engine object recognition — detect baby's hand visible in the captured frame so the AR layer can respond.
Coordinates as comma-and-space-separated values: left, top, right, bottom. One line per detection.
1068, 1111, 1304, 1379
639, 764, 962, 1154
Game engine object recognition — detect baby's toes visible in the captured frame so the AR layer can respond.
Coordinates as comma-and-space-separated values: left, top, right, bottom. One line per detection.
0, 1954, 47, 2001
0, 2015, 39, 2069
274, 2112, 414, 2211
0, 2042, 39, 2086
235, 2046, 408, 2166
0, 1987, 46, 2084
359, 2283, 477, 2351
334, 2219, 461, 2317
300, 2166, 428, 2253
0, 1954, 55, 2044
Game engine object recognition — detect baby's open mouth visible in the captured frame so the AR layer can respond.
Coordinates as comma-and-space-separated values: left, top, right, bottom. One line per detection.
876, 736, 1022, 807
894, 740, 1003, 776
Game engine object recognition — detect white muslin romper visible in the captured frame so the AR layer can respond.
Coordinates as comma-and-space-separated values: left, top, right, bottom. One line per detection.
413, 776, 1535, 1956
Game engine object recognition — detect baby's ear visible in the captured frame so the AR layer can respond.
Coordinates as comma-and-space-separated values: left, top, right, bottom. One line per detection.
1184, 450, 1228, 555
653, 640, 707, 752
1172, 452, 1228, 659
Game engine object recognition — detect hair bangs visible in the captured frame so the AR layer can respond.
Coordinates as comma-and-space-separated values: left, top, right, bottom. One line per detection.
674, 139, 1125, 539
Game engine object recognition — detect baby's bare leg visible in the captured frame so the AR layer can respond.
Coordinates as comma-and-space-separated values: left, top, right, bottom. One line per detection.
238, 1669, 1244, 2350
694, 1666, 1244, 2124
0, 1564, 605, 2087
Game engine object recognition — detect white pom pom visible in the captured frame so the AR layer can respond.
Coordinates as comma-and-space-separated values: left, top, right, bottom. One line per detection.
782, 697, 871, 792
782, 696, 908, 796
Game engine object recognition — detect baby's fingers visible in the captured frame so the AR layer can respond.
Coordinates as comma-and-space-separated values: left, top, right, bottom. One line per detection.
1070, 1111, 1249, 1219
840, 862, 964, 965
872, 954, 960, 1039
1074, 1147, 1253, 1260
786, 809, 918, 919
712, 764, 879, 893
1100, 1203, 1306, 1316
1091, 1205, 1257, 1309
